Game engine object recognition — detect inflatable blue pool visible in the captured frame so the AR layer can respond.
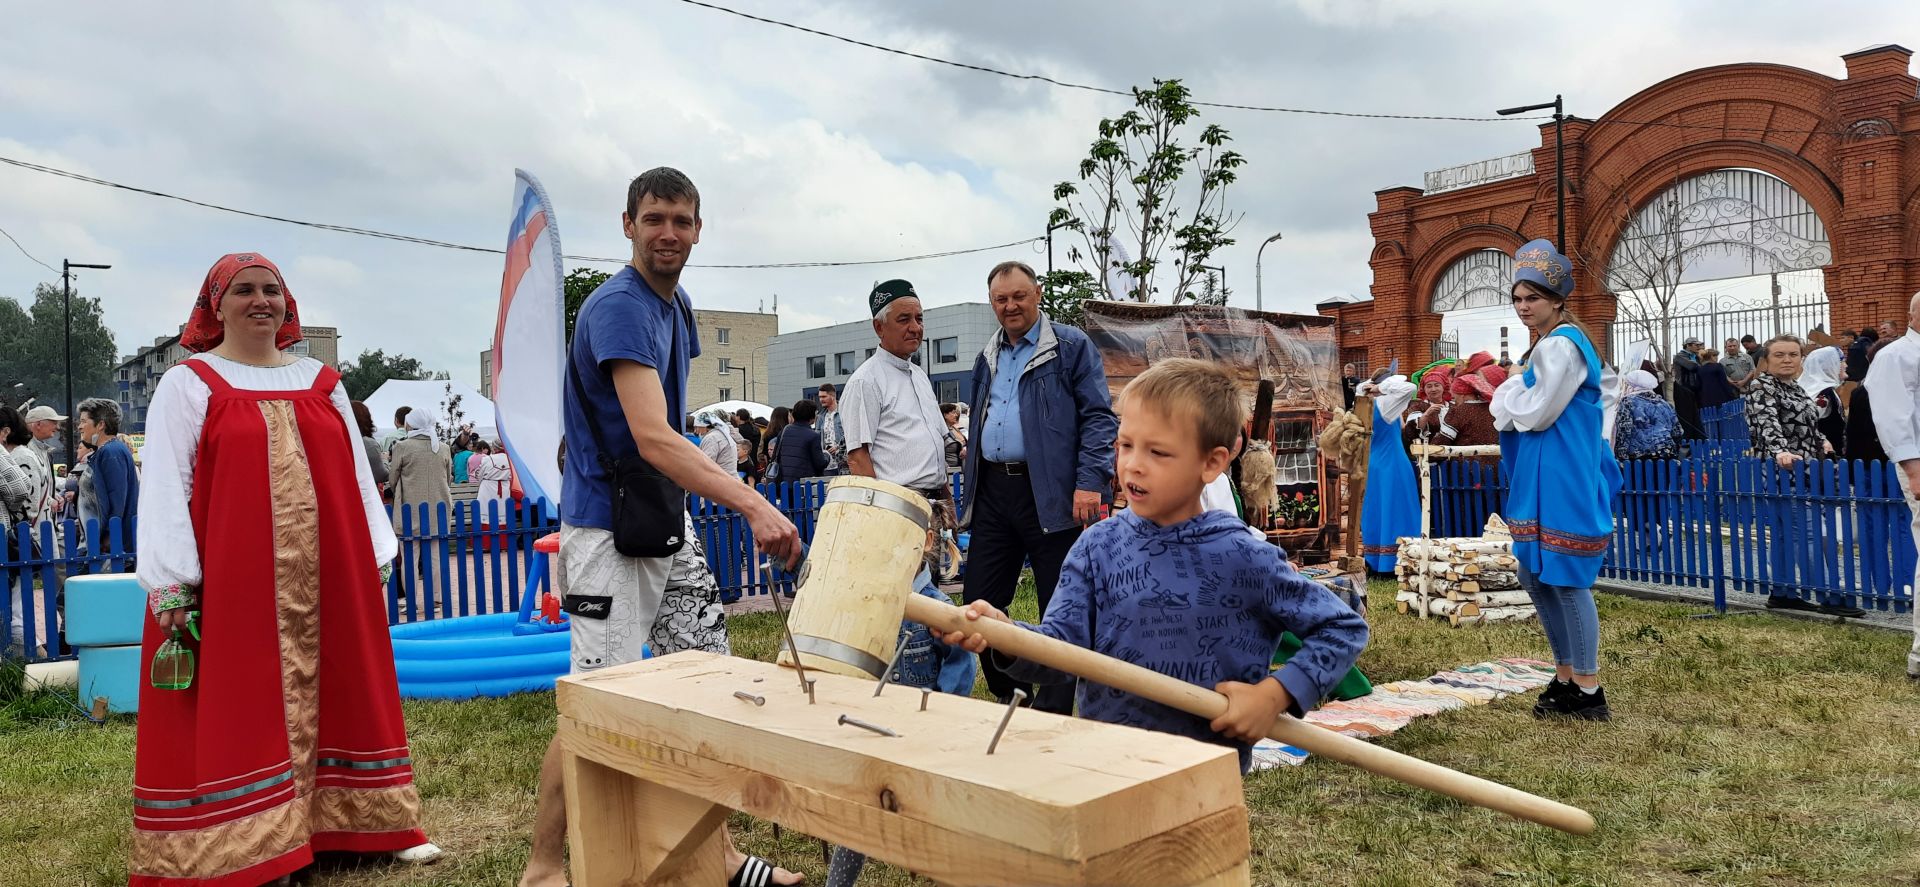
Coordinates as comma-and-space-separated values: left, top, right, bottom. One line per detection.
390, 613, 575, 699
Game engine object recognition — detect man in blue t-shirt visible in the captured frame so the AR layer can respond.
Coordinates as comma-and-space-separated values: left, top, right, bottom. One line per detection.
524, 167, 803, 887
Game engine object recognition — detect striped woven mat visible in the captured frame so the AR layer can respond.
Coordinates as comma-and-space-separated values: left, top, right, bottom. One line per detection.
1251, 658, 1555, 770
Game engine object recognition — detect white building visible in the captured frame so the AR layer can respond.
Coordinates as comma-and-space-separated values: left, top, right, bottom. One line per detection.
765, 302, 997, 410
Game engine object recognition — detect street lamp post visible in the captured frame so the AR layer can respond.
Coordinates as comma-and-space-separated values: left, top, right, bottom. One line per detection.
1254, 231, 1283, 312
733, 342, 774, 403
1044, 218, 1073, 295
62, 259, 111, 469
1497, 95, 1566, 251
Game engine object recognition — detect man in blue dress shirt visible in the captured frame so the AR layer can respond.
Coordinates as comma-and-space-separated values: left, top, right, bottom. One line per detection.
959, 260, 1116, 713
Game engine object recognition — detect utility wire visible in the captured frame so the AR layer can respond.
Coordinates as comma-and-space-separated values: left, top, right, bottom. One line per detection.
0, 155, 1039, 270
0, 222, 57, 274
675, 0, 1888, 137
672, 0, 1539, 122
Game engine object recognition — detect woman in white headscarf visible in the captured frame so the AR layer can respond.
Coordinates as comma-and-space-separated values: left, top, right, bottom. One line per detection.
470, 440, 514, 525
386, 407, 453, 537
1612, 369, 1683, 460
1798, 344, 1846, 456
1357, 372, 1420, 573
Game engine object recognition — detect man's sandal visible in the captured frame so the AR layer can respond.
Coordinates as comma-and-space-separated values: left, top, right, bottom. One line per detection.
728, 854, 780, 887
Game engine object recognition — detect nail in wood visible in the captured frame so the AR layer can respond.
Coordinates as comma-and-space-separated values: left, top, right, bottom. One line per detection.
986, 689, 1026, 755
733, 691, 765, 706
838, 714, 899, 738
873, 644, 909, 697
765, 578, 811, 694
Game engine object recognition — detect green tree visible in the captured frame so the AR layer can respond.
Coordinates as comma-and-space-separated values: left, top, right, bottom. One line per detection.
1037, 269, 1099, 328
0, 282, 120, 411
564, 267, 611, 344
435, 382, 466, 447
1049, 79, 1246, 305
0, 296, 31, 407
340, 348, 433, 401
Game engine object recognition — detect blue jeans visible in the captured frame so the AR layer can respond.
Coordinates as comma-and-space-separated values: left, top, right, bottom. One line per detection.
827, 571, 975, 886
1518, 562, 1601, 676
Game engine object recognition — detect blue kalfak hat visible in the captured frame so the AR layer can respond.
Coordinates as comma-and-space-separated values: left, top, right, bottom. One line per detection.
1512, 239, 1574, 298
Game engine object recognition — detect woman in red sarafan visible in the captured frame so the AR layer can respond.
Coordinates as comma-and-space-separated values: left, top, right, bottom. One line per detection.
131, 253, 440, 886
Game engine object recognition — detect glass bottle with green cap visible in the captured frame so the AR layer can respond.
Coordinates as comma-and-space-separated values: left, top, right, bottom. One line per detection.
150, 612, 200, 691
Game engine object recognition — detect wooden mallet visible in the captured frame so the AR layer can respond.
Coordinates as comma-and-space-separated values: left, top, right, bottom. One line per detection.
901, 594, 1596, 835
773, 476, 1596, 835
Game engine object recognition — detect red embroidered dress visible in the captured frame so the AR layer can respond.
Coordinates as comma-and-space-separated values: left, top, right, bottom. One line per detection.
131, 359, 424, 886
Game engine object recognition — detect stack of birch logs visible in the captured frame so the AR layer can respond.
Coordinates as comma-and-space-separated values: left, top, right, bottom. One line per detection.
1394, 518, 1534, 627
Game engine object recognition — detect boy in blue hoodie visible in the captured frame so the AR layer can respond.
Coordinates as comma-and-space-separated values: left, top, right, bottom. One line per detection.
942, 358, 1369, 771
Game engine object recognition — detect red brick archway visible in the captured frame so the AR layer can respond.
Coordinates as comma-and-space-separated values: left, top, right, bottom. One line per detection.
1328, 45, 1920, 366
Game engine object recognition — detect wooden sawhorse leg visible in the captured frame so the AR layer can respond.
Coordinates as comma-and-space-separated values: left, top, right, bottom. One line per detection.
564, 751, 731, 886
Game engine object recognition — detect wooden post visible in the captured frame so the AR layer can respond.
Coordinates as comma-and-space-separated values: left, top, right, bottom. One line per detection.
563, 751, 729, 886
1343, 395, 1375, 572
1416, 427, 1434, 621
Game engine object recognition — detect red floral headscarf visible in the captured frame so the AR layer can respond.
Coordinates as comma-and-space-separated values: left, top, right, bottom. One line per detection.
1419, 365, 1454, 404
180, 253, 303, 354
1450, 352, 1497, 399
1458, 364, 1508, 400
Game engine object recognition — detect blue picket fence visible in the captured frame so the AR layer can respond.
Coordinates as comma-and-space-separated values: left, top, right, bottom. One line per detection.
1697, 399, 1753, 459
689, 472, 965, 602
3, 473, 967, 664
3, 516, 136, 662
1429, 455, 1916, 614
384, 499, 563, 626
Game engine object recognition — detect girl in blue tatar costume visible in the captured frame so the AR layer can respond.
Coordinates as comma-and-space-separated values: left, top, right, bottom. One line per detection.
1493, 240, 1623, 722
1358, 372, 1420, 573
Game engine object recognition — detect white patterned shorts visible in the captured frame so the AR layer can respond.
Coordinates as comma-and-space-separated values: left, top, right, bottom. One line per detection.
559, 513, 729, 674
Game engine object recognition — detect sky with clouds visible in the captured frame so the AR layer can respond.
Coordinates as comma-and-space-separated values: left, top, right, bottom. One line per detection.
3, 1, 1915, 387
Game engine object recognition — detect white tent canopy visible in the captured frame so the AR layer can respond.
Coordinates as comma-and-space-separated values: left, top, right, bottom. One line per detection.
693, 400, 772, 422
362, 379, 498, 443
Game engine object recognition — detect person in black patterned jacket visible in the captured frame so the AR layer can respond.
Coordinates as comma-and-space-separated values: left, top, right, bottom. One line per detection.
1745, 334, 1863, 617
1747, 336, 1825, 467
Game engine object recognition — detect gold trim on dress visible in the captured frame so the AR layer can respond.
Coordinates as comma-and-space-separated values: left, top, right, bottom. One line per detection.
262, 399, 323, 796
309, 784, 425, 836
128, 796, 307, 880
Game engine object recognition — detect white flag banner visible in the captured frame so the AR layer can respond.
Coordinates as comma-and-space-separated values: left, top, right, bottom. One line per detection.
492, 169, 566, 514
1103, 235, 1141, 301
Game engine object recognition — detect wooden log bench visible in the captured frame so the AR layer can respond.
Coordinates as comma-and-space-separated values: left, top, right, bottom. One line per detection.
558, 651, 1251, 886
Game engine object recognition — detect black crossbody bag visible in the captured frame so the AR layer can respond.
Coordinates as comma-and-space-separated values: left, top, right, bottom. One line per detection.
568, 353, 686, 558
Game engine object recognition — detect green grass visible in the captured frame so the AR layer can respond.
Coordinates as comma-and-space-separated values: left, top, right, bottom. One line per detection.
4, 581, 1918, 886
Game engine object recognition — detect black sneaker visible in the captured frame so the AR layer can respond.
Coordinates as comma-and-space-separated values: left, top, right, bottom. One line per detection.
1556, 686, 1611, 722
1531, 678, 1575, 718
1816, 601, 1867, 618
1766, 595, 1818, 612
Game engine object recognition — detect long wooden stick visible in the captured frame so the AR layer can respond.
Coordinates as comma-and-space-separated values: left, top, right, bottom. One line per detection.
904, 594, 1596, 836
1345, 395, 1374, 567
1416, 421, 1434, 621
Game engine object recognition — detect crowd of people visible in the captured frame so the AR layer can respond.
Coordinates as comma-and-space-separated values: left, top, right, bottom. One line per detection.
1622, 323, 1900, 465
2, 400, 140, 658
679, 392, 974, 488
0, 162, 1904, 887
